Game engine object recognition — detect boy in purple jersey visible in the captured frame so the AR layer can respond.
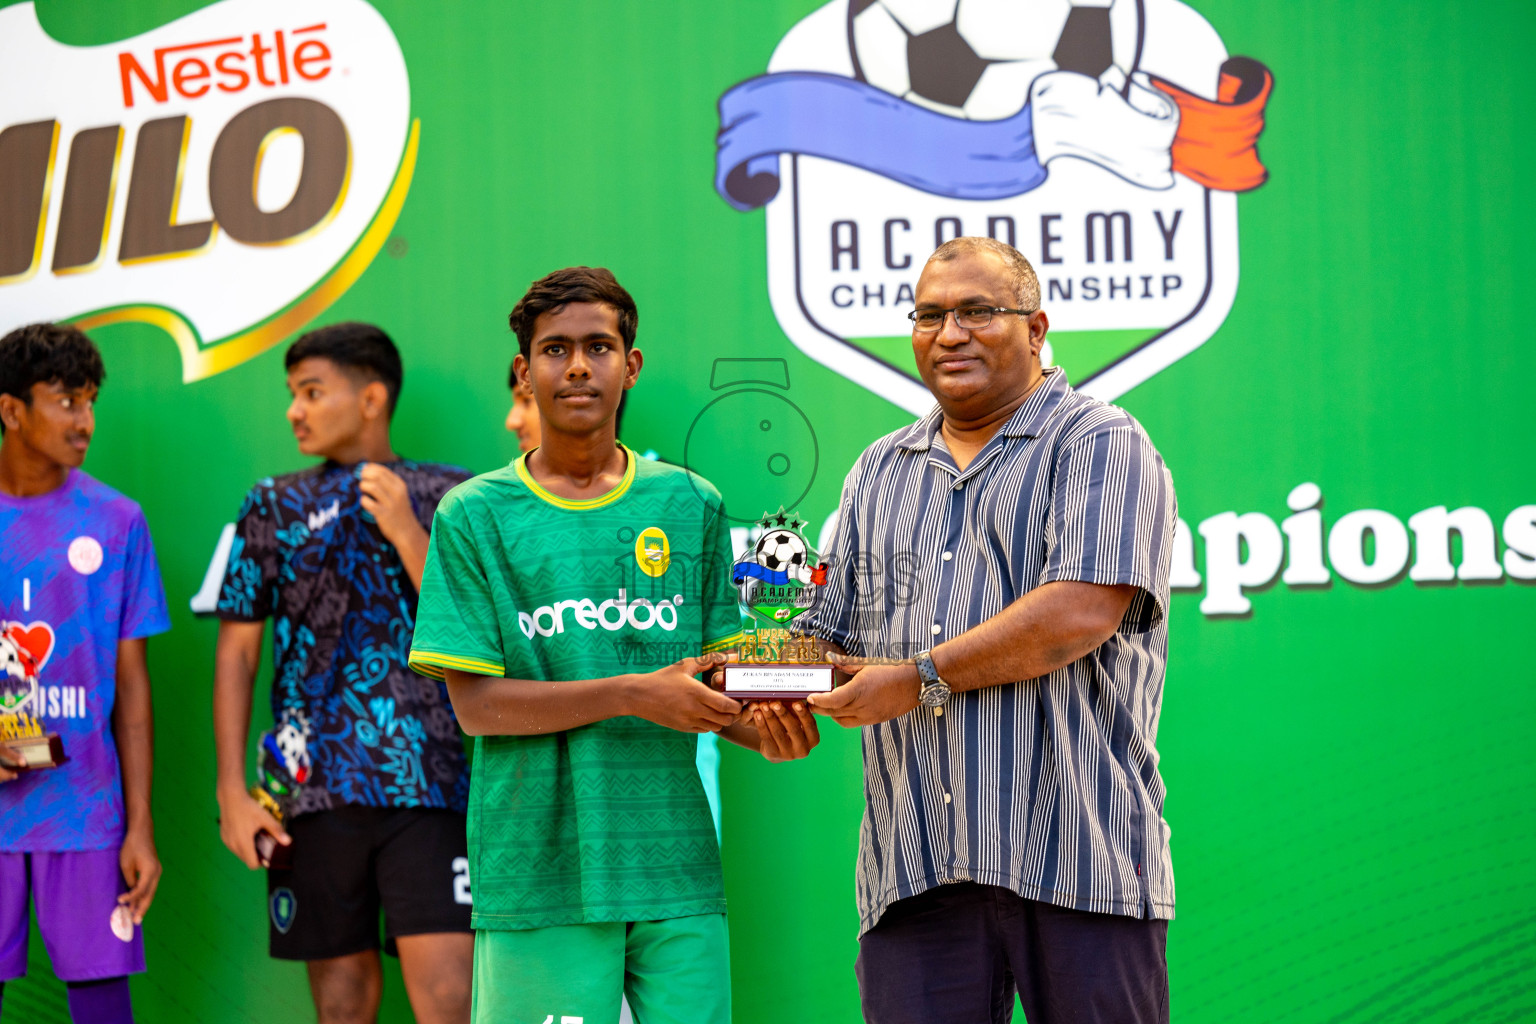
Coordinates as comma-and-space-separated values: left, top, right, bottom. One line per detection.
0, 323, 170, 1024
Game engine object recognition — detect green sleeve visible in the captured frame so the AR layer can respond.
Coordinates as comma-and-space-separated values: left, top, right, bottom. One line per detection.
409, 495, 507, 680
701, 494, 745, 655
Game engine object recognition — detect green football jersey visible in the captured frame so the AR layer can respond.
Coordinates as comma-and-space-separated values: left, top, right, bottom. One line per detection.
410, 447, 743, 930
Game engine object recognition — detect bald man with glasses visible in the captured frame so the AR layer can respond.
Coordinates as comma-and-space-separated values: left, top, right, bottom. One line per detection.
801, 236, 1179, 1024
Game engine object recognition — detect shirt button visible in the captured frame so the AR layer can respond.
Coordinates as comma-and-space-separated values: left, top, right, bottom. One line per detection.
942, 551, 953, 561
953, 482, 964, 491
930, 623, 942, 635
943, 792, 952, 804
933, 706, 943, 717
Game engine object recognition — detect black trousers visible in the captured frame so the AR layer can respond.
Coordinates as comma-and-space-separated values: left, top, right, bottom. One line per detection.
857, 883, 1169, 1024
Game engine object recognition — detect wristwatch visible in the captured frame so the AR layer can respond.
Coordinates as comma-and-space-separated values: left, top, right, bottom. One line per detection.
914, 650, 951, 708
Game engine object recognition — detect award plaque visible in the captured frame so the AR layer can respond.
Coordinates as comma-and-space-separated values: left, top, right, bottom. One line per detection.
723, 508, 834, 701
0, 713, 65, 769
250, 711, 313, 870
723, 651, 834, 701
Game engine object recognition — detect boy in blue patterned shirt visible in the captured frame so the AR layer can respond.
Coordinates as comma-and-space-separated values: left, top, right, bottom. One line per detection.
212, 323, 472, 1024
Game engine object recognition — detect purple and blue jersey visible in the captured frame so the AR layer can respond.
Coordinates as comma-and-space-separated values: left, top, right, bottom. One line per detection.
0, 470, 171, 852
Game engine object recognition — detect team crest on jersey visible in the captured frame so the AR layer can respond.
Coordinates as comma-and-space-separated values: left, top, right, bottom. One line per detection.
634, 526, 671, 578
732, 507, 830, 625
0, 620, 55, 717
68, 535, 104, 575
714, 0, 1273, 412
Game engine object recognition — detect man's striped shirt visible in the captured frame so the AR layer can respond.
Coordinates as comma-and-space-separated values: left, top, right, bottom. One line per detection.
799, 368, 1177, 935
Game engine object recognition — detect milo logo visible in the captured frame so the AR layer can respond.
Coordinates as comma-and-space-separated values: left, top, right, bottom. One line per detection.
0, 0, 416, 382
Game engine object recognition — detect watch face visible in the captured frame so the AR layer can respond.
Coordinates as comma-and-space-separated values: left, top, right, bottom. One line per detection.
919, 681, 951, 708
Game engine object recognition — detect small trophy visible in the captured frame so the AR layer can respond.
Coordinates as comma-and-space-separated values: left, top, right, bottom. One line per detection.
0, 713, 65, 769
0, 622, 65, 769
250, 710, 312, 870
722, 508, 834, 701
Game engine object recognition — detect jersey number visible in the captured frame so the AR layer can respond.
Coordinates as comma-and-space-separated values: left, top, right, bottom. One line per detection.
452, 856, 472, 906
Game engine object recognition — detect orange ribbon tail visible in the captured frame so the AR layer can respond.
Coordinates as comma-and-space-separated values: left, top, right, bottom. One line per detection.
1153, 57, 1273, 192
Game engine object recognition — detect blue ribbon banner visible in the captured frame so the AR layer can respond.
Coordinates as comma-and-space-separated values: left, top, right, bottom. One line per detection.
733, 561, 793, 586
714, 72, 1045, 211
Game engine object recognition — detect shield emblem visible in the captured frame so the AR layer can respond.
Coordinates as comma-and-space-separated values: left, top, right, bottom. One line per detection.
270, 887, 297, 933
715, 0, 1272, 411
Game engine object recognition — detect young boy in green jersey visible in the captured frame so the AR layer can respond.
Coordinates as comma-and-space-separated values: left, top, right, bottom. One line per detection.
409, 267, 819, 1024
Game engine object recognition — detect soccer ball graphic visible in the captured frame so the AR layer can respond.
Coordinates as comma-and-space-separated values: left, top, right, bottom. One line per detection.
0, 635, 27, 685
0, 632, 40, 715
756, 530, 809, 577
262, 712, 312, 786
849, 0, 1138, 120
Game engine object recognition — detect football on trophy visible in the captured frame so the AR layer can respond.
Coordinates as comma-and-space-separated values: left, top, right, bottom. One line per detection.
0, 639, 26, 691
755, 530, 808, 576
848, 0, 1137, 120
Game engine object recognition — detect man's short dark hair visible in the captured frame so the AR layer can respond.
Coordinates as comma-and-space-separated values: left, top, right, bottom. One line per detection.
0, 323, 106, 435
508, 267, 638, 359
284, 322, 403, 415
928, 236, 1041, 311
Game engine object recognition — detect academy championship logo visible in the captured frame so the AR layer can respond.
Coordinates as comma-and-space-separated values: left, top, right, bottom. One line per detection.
732, 508, 830, 626
0, 0, 415, 382
715, 0, 1273, 412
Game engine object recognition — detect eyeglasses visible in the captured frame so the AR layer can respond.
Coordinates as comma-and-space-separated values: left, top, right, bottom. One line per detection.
907, 305, 1036, 332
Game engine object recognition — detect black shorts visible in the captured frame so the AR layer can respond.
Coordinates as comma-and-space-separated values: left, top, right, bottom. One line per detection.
266, 806, 471, 961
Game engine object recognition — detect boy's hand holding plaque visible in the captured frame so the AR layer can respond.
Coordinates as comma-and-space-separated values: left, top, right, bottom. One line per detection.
0, 713, 65, 771
723, 507, 834, 701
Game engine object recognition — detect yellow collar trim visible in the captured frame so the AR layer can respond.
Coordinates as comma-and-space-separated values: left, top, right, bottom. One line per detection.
514, 444, 636, 511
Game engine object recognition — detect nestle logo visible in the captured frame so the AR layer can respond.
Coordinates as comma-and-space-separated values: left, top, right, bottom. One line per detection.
118, 23, 332, 109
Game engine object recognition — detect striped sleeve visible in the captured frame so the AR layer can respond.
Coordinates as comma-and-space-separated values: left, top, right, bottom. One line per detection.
795, 460, 862, 652
1039, 413, 1175, 630
408, 493, 507, 680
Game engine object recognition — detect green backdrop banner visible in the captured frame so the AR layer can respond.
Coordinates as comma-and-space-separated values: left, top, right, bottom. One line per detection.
1, 0, 1532, 1021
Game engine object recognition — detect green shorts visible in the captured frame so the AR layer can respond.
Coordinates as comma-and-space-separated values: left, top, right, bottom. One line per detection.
472, 913, 730, 1024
